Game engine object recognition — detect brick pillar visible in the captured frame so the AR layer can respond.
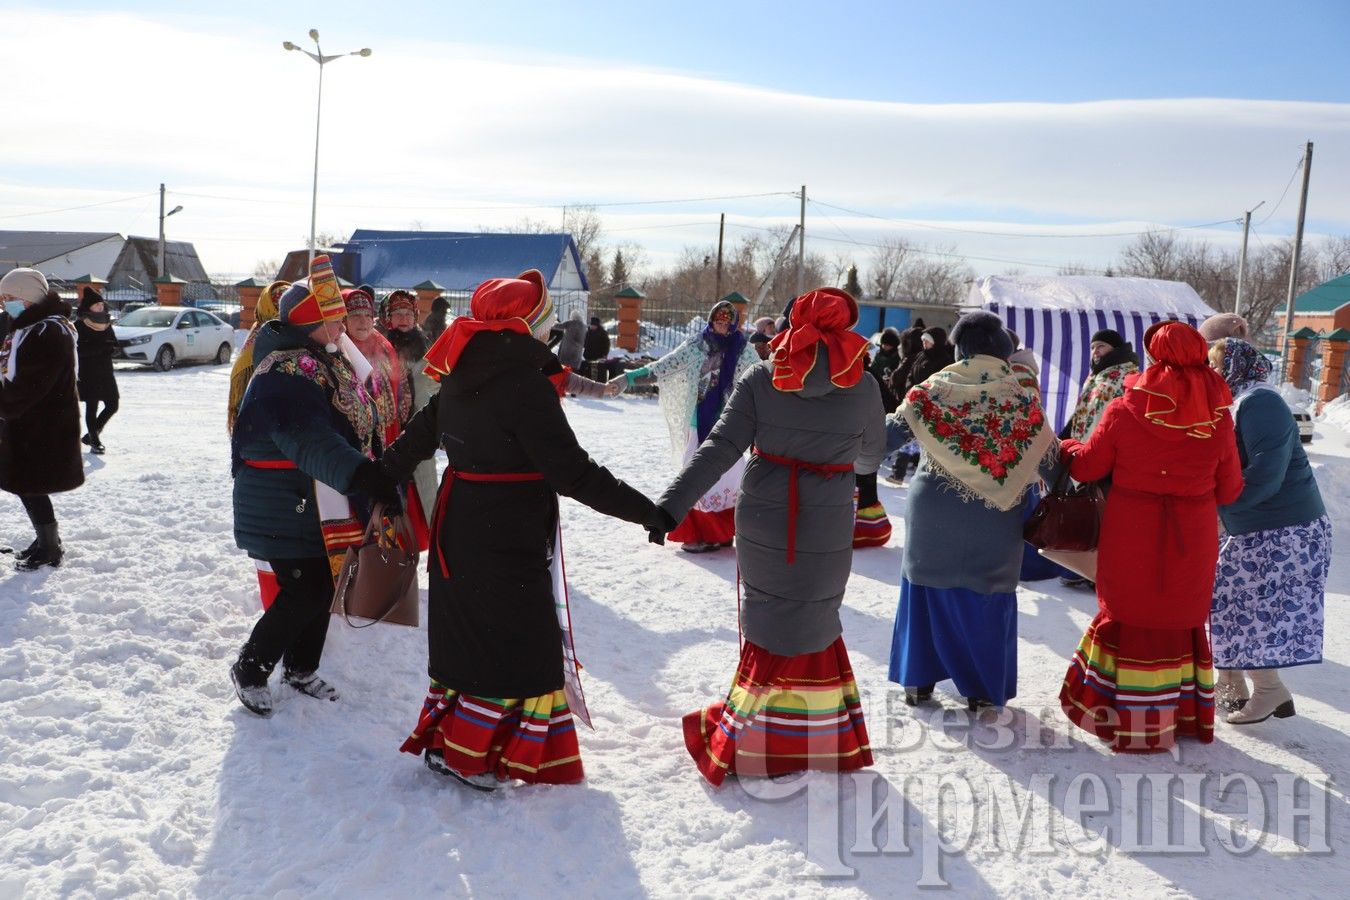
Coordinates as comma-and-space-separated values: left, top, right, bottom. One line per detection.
155, 277, 184, 306
414, 289, 440, 324
1317, 330, 1350, 409
237, 283, 264, 329
1288, 334, 1311, 390
616, 292, 643, 352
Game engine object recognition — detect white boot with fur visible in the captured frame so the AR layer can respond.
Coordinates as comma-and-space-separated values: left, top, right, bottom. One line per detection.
1214, 669, 1250, 713
1227, 669, 1295, 725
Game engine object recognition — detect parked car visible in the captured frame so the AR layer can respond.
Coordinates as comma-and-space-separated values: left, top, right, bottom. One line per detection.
1290, 406, 1314, 444
114, 306, 234, 371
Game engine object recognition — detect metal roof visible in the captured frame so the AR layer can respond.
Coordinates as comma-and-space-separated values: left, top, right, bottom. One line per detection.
1284, 272, 1350, 314
341, 230, 588, 292
0, 230, 121, 268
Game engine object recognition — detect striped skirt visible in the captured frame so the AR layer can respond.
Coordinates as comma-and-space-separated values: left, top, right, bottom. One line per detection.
1060, 612, 1214, 754
400, 683, 584, 785
683, 636, 873, 786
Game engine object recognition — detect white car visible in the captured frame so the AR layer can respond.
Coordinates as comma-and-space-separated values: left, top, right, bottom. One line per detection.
114, 306, 234, 371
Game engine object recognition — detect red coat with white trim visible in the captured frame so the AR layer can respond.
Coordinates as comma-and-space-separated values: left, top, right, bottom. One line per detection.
1061, 390, 1242, 630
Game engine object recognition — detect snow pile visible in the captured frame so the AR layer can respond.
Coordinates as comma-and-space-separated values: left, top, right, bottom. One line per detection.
968, 274, 1216, 317
0, 363, 1345, 896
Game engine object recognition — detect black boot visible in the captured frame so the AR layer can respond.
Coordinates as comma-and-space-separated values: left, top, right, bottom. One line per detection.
90, 432, 106, 455
15, 523, 62, 571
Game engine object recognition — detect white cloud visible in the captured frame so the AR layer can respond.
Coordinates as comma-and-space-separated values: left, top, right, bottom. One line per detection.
2, 10, 1347, 277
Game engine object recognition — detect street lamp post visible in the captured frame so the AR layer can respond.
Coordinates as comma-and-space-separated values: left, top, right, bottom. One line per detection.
283, 29, 372, 264
158, 182, 183, 278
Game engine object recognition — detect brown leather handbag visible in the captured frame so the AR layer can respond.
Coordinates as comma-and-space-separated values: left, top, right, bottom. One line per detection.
1023, 470, 1104, 553
332, 504, 420, 628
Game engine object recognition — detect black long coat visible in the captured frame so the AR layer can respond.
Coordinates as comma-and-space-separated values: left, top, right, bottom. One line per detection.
0, 294, 84, 496
75, 318, 120, 402
383, 330, 654, 697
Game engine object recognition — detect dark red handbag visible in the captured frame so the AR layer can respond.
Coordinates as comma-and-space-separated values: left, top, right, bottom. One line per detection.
1023, 469, 1103, 552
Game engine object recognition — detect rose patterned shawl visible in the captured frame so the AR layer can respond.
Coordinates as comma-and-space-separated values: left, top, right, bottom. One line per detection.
1065, 361, 1138, 442
899, 355, 1056, 511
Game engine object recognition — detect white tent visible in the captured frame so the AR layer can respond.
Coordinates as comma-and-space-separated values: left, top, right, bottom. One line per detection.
970, 275, 1216, 433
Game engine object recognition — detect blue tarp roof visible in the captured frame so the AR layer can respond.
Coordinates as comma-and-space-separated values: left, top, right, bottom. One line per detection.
340, 230, 588, 292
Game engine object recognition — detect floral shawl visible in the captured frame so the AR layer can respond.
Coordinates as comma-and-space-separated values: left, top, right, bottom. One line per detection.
252, 347, 377, 459
899, 355, 1056, 511
1065, 361, 1138, 442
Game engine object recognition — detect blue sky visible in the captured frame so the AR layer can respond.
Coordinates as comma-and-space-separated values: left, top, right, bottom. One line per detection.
2, 2, 1348, 277
23, 0, 1350, 103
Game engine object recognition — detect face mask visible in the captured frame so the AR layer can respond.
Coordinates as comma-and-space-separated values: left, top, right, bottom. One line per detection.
4, 300, 25, 317
87, 311, 111, 324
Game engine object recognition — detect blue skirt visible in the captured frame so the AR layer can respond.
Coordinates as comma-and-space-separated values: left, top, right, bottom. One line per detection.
889, 578, 1018, 705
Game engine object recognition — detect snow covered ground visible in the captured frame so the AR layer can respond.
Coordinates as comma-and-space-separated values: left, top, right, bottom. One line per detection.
0, 361, 1347, 898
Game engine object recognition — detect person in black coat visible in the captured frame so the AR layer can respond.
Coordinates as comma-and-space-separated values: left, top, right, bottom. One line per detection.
903, 326, 956, 394
868, 327, 903, 413
74, 288, 119, 454
424, 295, 450, 342
0, 269, 83, 570
582, 315, 611, 380
381, 269, 663, 790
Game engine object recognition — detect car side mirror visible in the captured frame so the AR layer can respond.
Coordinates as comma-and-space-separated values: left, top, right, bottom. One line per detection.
177, 319, 191, 329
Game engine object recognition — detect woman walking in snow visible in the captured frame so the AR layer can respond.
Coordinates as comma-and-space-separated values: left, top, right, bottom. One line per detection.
653, 287, 884, 785
381, 269, 662, 791
0, 268, 82, 571
613, 299, 760, 552
1209, 338, 1330, 725
1058, 321, 1242, 753
229, 273, 401, 717
74, 287, 119, 455
888, 312, 1058, 711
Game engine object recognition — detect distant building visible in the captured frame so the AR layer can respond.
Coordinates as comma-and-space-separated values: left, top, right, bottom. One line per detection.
0, 230, 212, 302
274, 230, 590, 319
1277, 272, 1350, 338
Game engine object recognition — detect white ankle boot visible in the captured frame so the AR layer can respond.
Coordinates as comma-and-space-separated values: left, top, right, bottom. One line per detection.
1227, 669, 1295, 725
1214, 669, 1250, 712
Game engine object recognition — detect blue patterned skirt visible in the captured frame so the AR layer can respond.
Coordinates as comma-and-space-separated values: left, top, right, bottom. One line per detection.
1210, 515, 1331, 669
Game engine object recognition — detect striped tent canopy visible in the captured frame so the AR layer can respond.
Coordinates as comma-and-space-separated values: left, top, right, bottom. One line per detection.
971, 275, 1216, 433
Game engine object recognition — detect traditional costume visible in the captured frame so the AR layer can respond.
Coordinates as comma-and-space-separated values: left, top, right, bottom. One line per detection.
623, 301, 760, 551
888, 312, 1058, 709
382, 269, 658, 789
228, 280, 289, 433
1062, 330, 1139, 443
1059, 322, 1242, 752
657, 288, 883, 785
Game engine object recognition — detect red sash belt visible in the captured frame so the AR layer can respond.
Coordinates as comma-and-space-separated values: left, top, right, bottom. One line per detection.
244, 459, 298, 469
751, 446, 854, 564
430, 466, 546, 578
1111, 485, 1214, 592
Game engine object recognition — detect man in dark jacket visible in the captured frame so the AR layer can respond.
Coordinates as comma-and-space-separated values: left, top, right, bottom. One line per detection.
0, 268, 83, 570
868, 327, 902, 413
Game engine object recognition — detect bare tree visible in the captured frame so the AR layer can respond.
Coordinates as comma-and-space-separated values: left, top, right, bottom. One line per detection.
1054, 263, 1092, 276
1118, 230, 1184, 281
253, 258, 281, 279
562, 205, 605, 264
866, 237, 914, 301
1319, 235, 1350, 281
902, 251, 973, 306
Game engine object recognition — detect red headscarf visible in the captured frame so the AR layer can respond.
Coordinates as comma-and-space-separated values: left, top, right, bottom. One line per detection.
768, 288, 869, 392
422, 270, 553, 379
1129, 321, 1232, 438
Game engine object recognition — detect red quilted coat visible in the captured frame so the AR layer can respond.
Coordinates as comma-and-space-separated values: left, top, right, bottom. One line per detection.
1061, 390, 1242, 630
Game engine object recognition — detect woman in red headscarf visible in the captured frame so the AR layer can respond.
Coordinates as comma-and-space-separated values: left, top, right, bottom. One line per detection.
1058, 321, 1243, 753
380, 269, 663, 790
651, 288, 885, 785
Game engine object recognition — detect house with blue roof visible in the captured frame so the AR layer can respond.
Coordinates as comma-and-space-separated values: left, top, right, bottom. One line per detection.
276, 229, 591, 320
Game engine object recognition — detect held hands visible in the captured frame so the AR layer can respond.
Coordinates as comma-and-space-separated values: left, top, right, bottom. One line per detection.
351, 460, 404, 515
644, 506, 678, 545
603, 376, 626, 398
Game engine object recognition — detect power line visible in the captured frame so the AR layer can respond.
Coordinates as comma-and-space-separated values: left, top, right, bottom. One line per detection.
167, 189, 794, 212
1256, 154, 1305, 227
806, 198, 1240, 239
0, 192, 157, 220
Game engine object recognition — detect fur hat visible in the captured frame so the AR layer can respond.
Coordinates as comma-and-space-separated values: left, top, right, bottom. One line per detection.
0, 267, 49, 304
1090, 329, 1126, 349
77, 286, 105, 313
1198, 313, 1249, 342
879, 327, 901, 348
950, 311, 1013, 361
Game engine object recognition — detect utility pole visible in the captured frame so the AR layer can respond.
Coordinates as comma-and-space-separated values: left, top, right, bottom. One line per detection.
796, 185, 806, 296
1234, 200, 1264, 318
158, 183, 166, 278
1281, 141, 1314, 381
715, 213, 725, 300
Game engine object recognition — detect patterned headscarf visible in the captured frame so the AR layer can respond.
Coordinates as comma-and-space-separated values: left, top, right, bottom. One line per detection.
227, 280, 290, 432
1220, 338, 1273, 399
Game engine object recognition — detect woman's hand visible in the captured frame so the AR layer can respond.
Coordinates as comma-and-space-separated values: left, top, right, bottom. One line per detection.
644, 506, 677, 545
